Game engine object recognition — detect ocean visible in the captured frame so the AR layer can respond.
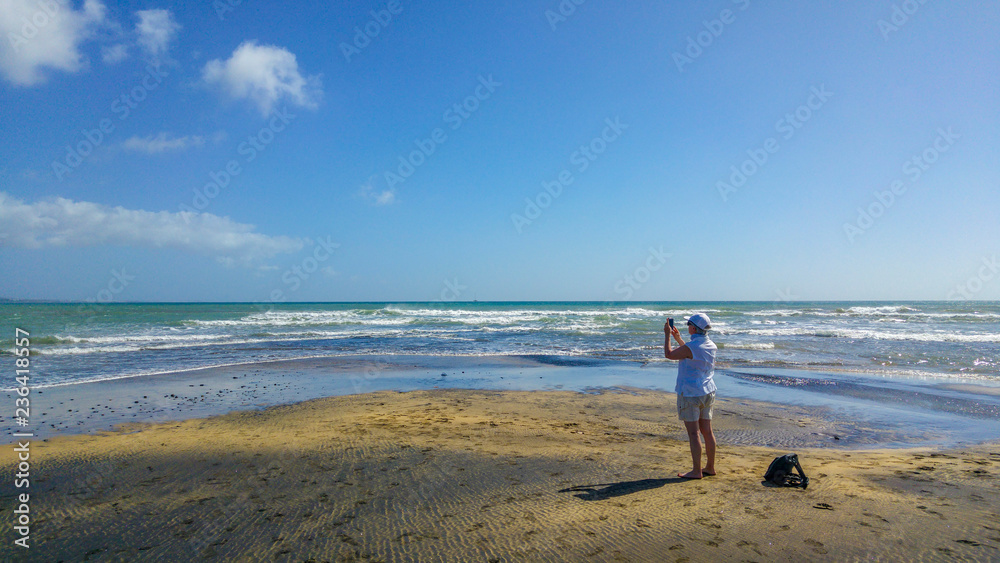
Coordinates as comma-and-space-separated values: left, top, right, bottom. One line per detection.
3, 301, 998, 389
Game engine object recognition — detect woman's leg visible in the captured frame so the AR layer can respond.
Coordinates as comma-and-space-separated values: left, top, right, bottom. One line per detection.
679, 420, 703, 478
699, 418, 716, 475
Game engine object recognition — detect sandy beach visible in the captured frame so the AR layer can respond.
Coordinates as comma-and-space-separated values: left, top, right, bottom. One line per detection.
3, 0, 998, 555
2, 383, 998, 561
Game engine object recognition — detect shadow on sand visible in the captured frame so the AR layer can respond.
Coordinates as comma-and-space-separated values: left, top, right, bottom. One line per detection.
558, 477, 688, 501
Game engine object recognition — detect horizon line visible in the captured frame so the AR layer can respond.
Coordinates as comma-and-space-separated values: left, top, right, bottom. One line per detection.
2, 299, 996, 305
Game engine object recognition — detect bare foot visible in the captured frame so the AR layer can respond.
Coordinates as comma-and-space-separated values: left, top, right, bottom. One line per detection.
703, 469, 716, 476
678, 471, 702, 479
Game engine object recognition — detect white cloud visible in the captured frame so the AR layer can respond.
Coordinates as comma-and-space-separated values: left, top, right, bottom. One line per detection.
135, 9, 179, 62
101, 43, 127, 64
203, 41, 322, 116
358, 178, 397, 206
0, 192, 303, 265
0, 0, 107, 86
122, 132, 205, 154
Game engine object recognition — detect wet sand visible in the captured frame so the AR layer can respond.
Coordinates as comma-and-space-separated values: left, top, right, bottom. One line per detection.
11, 355, 1000, 447
2, 386, 998, 561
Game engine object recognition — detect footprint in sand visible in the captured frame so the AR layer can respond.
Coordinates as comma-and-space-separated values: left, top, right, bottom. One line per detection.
695, 517, 721, 529
916, 505, 947, 520
863, 512, 889, 523
804, 539, 827, 554
954, 539, 989, 547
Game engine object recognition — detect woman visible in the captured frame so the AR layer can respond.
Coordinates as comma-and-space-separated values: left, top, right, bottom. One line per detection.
663, 313, 717, 479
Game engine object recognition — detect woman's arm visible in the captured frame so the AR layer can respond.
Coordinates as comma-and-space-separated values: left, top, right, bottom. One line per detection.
664, 323, 693, 360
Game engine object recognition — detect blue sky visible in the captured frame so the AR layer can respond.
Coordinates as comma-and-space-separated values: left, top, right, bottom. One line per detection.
1, 0, 998, 302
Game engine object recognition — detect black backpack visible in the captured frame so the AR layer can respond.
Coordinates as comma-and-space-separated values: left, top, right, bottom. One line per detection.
763, 453, 809, 489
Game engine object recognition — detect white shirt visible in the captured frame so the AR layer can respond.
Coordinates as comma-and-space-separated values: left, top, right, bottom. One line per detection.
675, 333, 717, 397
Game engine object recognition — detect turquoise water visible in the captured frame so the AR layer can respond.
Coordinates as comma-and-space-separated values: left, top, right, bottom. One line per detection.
2, 301, 998, 389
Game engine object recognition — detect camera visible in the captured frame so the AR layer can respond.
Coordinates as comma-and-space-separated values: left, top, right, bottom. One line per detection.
667, 318, 674, 329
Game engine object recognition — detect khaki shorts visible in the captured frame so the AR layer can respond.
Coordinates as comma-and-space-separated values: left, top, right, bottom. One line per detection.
677, 392, 716, 422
